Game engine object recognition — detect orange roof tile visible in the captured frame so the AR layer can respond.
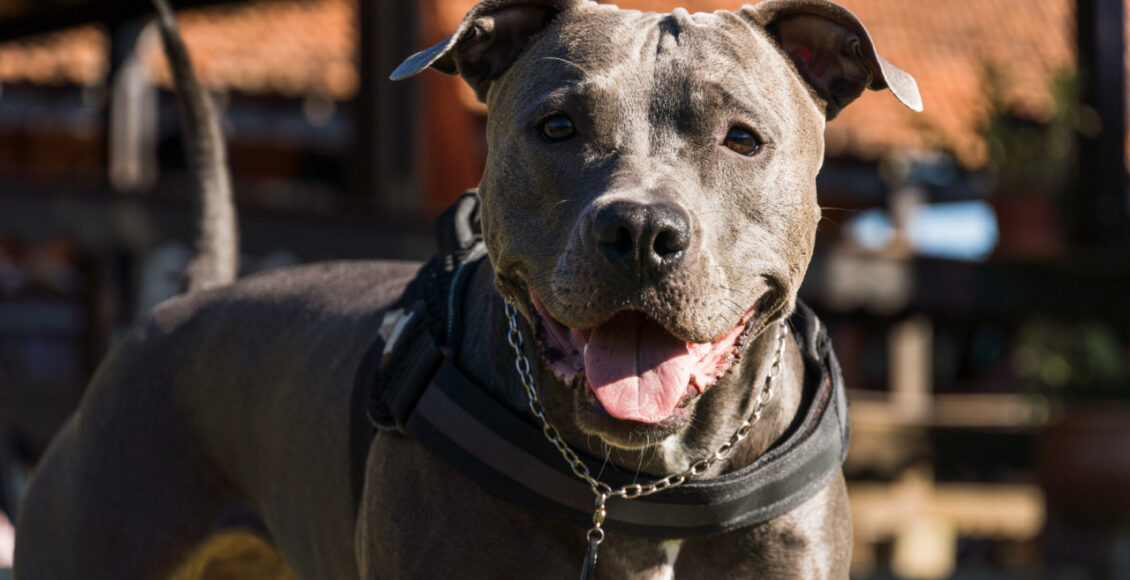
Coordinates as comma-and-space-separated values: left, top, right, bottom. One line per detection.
0, 0, 1113, 167
0, 25, 107, 86
0, 0, 357, 99
145, 0, 357, 99
824, 0, 1075, 167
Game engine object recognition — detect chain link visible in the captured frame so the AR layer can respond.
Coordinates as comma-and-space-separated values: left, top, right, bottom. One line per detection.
503, 299, 788, 562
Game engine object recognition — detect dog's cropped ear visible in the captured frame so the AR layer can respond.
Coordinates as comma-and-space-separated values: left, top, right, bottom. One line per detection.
390, 0, 585, 101
743, 0, 922, 119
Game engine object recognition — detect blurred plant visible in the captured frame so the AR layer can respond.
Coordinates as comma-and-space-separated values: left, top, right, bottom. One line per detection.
977, 65, 1091, 196
1010, 320, 1130, 400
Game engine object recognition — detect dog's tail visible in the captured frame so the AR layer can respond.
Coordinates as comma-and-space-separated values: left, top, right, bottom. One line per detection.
152, 0, 238, 291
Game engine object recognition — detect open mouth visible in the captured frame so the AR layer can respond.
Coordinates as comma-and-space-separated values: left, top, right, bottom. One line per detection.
531, 295, 761, 425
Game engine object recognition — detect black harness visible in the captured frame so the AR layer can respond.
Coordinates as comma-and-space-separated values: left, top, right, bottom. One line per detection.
351, 192, 850, 539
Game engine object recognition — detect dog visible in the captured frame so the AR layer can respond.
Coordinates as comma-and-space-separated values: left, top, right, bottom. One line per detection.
14, 0, 920, 578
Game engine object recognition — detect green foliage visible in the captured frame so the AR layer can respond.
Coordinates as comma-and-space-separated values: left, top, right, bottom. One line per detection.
977, 65, 1087, 194
1011, 319, 1130, 400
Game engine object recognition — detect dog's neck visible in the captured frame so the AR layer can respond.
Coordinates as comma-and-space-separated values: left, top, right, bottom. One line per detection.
456, 261, 806, 478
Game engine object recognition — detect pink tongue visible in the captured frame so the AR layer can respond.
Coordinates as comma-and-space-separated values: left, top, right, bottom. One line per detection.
584, 312, 694, 423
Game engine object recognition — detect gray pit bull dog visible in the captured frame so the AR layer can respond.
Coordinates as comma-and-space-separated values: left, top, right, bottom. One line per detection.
15, 0, 920, 578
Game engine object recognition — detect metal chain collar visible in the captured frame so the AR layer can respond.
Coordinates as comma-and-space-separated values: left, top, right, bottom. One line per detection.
502, 298, 789, 578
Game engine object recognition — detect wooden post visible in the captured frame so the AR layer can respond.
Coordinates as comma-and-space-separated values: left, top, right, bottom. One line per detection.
108, 19, 159, 193
356, 0, 420, 212
1075, 0, 1127, 245
889, 315, 933, 423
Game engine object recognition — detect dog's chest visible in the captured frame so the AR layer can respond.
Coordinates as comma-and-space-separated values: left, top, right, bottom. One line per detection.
599, 539, 681, 580
599, 521, 828, 579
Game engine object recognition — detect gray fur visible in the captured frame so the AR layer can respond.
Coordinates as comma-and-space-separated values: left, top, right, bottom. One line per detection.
15, 1, 918, 578
153, 0, 238, 291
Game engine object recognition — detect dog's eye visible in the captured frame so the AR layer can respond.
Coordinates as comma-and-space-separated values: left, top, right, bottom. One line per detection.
723, 127, 762, 156
540, 115, 576, 142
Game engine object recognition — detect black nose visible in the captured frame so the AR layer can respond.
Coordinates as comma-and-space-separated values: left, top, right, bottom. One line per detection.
592, 200, 691, 276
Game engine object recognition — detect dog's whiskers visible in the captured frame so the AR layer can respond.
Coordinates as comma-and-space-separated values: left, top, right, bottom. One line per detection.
536, 56, 589, 75
632, 435, 652, 483
596, 440, 613, 481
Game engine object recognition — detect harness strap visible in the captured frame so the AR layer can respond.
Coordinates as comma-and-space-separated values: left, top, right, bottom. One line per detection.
400, 306, 847, 537
353, 193, 851, 538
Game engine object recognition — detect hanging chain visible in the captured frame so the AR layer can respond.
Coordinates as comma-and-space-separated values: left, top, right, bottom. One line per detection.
503, 299, 788, 578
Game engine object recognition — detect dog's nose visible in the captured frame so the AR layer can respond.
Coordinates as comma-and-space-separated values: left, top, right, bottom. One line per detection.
593, 200, 691, 275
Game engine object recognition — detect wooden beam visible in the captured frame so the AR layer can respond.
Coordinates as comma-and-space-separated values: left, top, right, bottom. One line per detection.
849, 390, 1053, 429
356, 0, 419, 211
1074, 0, 1127, 245
107, 18, 159, 193
0, 186, 434, 261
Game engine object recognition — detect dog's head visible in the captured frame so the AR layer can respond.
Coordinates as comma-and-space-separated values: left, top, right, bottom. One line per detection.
395, 0, 919, 450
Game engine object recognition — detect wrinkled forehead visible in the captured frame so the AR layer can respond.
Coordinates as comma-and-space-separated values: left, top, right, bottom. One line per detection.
492, 5, 805, 112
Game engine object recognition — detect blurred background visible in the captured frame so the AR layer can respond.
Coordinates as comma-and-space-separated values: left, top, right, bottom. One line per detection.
0, 0, 1128, 577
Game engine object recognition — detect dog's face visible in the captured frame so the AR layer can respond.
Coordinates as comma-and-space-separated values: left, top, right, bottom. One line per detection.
395, 0, 919, 450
